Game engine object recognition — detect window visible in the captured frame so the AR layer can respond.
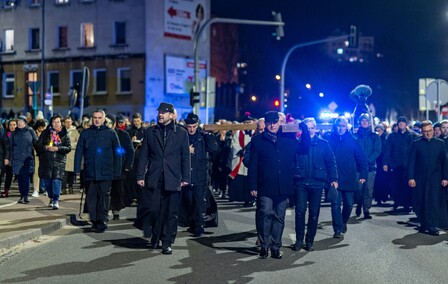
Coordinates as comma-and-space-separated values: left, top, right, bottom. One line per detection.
117, 68, 131, 93
70, 70, 83, 91
29, 28, 40, 50
114, 22, 126, 45
4, 29, 14, 51
2, 73, 15, 98
80, 23, 94, 47
57, 26, 68, 48
47, 71, 60, 95
94, 69, 107, 94
30, 0, 41, 6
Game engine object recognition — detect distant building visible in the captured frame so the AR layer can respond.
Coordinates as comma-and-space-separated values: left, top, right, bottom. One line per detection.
324, 34, 375, 64
0, 0, 211, 122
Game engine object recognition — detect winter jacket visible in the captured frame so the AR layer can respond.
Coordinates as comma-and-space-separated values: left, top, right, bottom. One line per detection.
354, 127, 382, 172
136, 122, 190, 191
35, 126, 71, 180
9, 126, 38, 175
326, 131, 368, 191
74, 124, 122, 181
383, 130, 419, 169
295, 135, 338, 188
115, 128, 134, 180
188, 128, 218, 186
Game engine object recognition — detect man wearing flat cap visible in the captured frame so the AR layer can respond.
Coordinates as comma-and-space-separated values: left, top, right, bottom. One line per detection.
248, 111, 310, 259
135, 102, 190, 255
383, 116, 419, 212
179, 113, 218, 237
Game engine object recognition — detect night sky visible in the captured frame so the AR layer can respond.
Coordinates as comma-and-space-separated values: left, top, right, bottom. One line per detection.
212, 0, 448, 121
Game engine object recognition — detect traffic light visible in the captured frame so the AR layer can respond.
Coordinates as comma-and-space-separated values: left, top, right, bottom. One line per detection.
272, 11, 284, 40
274, 99, 280, 107
190, 90, 200, 107
349, 25, 358, 47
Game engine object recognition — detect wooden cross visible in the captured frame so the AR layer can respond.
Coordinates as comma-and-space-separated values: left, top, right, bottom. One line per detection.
202, 123, 300, 133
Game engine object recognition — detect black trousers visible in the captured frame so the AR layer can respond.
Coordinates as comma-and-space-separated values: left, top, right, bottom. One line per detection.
110, 178, 125, 212
182, 185, 206, 230
136, 182, 181, 247
86, 180, 112, 224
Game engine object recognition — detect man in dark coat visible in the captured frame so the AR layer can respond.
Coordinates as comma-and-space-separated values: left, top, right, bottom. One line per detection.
373, 124, 390, 205
292, 117, 338, 252
325, 116, 368, 238
105, 114, 135, 220
135, 102, 190, 255
74, 109, 122, 233
8, 115, 38, 203
354, 114, 381, 219
248, 111, 309, 259
408, 120, 448, 236
180, 113, 218, 237
383, 116, 419, 212
35, 114, 71, 209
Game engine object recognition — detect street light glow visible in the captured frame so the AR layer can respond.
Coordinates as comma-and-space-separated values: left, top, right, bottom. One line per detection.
319, 92, 324, 97
305, 83, 311, 89
275, 74, 281, 80
251, 95, 257, 102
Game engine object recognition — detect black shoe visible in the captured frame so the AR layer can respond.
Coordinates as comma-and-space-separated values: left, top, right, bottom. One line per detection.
162, 247, 173, 255
355, 206, 361, 217
192, 227, 204, 237
333, 231, 342, 238
342, 224, 347, 233
427, 228, 439, 236
96, 222, 107, 233
259, 248, 269, 259
271, 250, 282, 259
113, 214, 120, 220
91, 222, 99, 231
363, 212, 372, 219
243, 201, 255, 207
291, 243, 302, 251
18, 198, 24, 204
304, 243, 314, 252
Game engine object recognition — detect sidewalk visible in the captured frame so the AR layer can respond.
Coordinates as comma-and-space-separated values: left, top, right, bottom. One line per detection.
0, 188, 84, 250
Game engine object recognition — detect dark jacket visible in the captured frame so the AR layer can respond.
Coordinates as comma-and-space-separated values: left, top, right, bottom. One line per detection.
127, 124, 146, 159
0, 126, 5, 170
188, 128, 218, 186
326, 131, 368, 191
115, 128, 135, 179
248, 130, 308, 196
354, 127, 382, 172
74, 124, 122, 181
383, 129, 419, 169
212, 132, 232, 174
295, 135, 338, 188
10, 126, 38, 175
136, 122, 190, 191
35, 126, 71, 180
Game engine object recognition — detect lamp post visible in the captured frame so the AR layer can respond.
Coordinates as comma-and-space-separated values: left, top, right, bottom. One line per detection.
40, 0, 46, 116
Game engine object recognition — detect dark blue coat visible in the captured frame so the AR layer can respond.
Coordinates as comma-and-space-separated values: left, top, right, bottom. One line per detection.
326, 131, 368, 191
248, 131, 304, 196
295, 135, 338, 188
74, 125, 122, 181
136, 122, 190, 191
354, 127, 381, 172
10, 126, 38, 175
188, 129, 218, 186
115, 128, 135, 179
383, 130, 419, 169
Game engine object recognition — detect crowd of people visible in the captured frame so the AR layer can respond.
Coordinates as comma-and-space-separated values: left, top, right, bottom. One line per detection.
1, 104, 448, 259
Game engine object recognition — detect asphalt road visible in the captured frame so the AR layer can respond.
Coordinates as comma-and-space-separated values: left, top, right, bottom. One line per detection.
0, 199, 447, 284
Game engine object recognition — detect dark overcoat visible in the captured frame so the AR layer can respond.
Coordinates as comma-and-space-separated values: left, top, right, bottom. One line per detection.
35, 126, 71, 180
188, 129, 218, 186
248, 131, 304, 196
74, 124, 122, 181
10, 126, 38, 175
408, 137, 448, 228
136, 122, 190, 191
115, 128, 135, 179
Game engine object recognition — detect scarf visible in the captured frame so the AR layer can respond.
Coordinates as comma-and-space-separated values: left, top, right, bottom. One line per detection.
264, 130, 278, 143
49, 128, 62, 146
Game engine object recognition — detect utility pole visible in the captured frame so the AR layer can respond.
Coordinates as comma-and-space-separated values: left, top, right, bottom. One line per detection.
40, 0, 46, 116
193, 15, 285, 115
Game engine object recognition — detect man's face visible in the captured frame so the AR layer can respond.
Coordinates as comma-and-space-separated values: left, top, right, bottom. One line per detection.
422, 125, 434, 140
133, 117, 142, 128
434, 126, 442, 138
158, 111, 173, 125
17, 120, 26, 129
306, 121, 317, 138
336, 121, 347, 135
186, 123, 199, 135
441, 122, 448, 137
65, 118, 72, 128
360, 118, 370, 129
266, 120, 280, 134
92, 111, 105, 127
117, 121, 126, 129
375, 128, 384, 136
398, 121, 407, 132
257, 120, 265, 132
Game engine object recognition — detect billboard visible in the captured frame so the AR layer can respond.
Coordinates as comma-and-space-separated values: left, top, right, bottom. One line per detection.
165, 55, 207, 95
164, 0, 207, 41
